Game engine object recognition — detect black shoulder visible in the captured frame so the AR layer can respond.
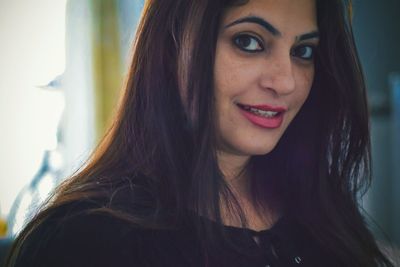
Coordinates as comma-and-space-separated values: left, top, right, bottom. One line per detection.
12, 201, 153, 267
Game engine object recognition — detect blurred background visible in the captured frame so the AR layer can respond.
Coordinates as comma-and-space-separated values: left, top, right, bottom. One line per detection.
0, 0, 398, 253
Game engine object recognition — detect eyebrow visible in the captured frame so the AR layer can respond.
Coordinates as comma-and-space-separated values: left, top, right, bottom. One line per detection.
297, 31, 319, 41
224, 16, 281, 36
224, 16, 319, 41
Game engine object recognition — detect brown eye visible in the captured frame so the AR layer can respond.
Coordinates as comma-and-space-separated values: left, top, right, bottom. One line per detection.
291, 45, 315, 60
233, 34, 264, 53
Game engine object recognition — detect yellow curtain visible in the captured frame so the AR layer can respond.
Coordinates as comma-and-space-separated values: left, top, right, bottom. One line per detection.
90, 0, 123, 141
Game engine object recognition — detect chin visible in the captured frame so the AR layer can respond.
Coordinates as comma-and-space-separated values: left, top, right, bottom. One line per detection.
233, 140, 280, 157
218, 128, 286, 158
249, 144, 278, 156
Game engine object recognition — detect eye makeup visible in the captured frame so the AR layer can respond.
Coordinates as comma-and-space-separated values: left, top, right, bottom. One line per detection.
291, 44, 317, 61
232, 33, 264, 53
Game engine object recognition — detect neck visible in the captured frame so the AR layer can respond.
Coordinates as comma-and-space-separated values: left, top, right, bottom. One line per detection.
216, 151, 279, 231
217, 150, 250, 192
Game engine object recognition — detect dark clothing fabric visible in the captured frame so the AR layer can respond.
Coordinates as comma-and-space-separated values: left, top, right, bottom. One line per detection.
11, 199, 340, 267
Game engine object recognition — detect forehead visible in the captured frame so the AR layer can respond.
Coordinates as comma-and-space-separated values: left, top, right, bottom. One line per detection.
222, 0, 318, 35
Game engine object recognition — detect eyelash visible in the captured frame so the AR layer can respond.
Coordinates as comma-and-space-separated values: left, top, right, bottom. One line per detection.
233, 33, 264, 53
291, 44, 316, 61
232, 33, 317, 61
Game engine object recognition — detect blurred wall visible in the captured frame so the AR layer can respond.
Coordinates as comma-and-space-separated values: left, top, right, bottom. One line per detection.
352, 0, 400, 245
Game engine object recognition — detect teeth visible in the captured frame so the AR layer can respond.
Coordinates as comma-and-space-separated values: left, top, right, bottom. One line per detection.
250, 108, 278, 117
241, 105, 279, 117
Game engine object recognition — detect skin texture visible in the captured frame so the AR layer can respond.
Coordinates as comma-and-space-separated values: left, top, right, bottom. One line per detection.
214, 0, 319, 181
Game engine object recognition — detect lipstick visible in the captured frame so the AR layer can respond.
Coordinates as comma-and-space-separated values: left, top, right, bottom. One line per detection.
237, 103, 286, 129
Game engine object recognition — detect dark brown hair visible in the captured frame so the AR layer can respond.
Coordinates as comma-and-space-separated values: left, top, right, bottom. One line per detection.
6, 0, 394, 266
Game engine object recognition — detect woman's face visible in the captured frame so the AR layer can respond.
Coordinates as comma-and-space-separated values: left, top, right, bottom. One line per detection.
214, 0, 318, 159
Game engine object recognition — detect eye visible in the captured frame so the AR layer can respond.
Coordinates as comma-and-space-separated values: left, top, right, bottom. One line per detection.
233, 33, 264, 53
291, 45, 316, 60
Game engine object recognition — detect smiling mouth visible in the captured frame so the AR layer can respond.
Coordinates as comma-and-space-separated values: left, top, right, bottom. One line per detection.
236, 103, 285, 118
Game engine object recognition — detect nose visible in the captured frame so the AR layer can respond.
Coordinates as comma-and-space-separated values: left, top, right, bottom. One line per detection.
258, 52, 296, 96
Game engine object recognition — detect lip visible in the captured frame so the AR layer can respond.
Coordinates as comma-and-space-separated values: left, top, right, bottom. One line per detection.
236, 103, 286, 129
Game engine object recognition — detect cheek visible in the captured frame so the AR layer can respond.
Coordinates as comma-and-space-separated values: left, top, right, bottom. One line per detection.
214, 42, 258, 100
214, 57, 242, 98
294, 67, 314, 106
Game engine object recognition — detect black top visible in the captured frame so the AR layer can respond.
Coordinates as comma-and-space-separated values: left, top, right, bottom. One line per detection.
8, 177, 343, 267
10, 198, 341, 267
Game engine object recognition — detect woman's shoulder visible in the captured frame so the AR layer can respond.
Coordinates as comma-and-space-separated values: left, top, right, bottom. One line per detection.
12, 200, 151, 267
12, 198, 202, 267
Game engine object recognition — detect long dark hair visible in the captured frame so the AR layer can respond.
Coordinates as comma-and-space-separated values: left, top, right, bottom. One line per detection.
6, 0, 393, 266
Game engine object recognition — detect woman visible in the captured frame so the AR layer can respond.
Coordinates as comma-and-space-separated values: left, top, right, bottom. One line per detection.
5, 0, 394, 266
